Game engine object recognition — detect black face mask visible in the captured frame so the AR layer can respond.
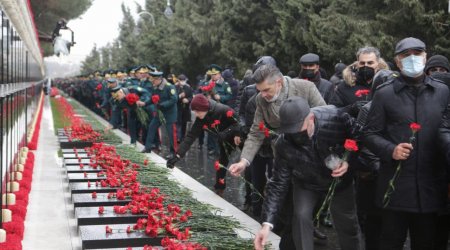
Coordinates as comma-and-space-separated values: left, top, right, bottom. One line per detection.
300, 69, 317, 80
356, 66, 375, 84
285, 130, 310, 147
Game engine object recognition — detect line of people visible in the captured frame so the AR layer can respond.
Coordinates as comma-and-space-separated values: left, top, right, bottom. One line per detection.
55, 36, 450, 250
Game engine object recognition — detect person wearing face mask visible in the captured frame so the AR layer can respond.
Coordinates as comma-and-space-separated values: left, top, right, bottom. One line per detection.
253, 97, 362, 250
298, 53, 334, 103
363, 37, 450, 250
330, 47, 387, 117
229, 64, 326, 249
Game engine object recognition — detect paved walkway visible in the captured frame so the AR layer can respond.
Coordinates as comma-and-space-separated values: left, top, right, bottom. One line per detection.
22, 96, 80, 250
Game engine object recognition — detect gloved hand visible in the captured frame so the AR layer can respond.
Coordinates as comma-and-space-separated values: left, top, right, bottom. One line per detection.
348, 100, 368, 117
166, 155, 180, 169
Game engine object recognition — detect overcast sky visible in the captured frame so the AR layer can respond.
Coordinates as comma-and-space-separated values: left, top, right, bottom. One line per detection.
61, 0, 145, 62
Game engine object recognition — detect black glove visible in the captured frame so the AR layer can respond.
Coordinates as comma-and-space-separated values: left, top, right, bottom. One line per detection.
166, 155, 180, 169
348, 100, 368, 117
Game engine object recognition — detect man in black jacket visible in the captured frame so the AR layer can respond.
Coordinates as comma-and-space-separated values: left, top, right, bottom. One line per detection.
298, 53, 334, 103
363, 37, 450, 250
254, 97, 362, 250
167, 94, 241, 194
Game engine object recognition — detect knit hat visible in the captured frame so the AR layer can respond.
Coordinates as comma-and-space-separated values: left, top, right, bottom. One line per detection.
424, 55, 450, 74
191, 94, 210, 111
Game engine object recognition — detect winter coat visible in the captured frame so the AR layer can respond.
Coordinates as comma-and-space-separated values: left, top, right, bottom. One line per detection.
177, 100, 240, 157
364, 75, 450, 213
262, 106, 356, 224
240, 76, 326, 163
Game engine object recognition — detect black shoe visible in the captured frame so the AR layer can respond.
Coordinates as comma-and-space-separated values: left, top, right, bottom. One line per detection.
141, 148, 151, 153
313, 228, 328, 240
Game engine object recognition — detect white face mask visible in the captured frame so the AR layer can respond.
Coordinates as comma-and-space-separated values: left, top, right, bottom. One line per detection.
400, 55, 425, 77
266, 83, 282, 103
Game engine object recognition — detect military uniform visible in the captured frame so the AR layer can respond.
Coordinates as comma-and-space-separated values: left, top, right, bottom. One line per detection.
144, 71, 178, 154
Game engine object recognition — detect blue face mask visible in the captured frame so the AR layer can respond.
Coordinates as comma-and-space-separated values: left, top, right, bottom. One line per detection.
400, 55, 425, 77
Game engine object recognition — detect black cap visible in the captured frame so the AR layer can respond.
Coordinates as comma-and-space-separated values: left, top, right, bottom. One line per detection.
177, 74, 187, 81
424, 55, 450, 73
279, 97, 311, 134
394, 37, 426, 55
299, 53, 320, 64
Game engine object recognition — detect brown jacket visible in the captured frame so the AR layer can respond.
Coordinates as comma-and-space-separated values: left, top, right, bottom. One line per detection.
241, 76, 326, 162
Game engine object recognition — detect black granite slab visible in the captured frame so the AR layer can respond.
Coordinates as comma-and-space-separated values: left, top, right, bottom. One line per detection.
60, 141, 94, 149
72, 193, 131, 207
75, 206, 146, 225
79, 224, 162, 249
67, 173, 106, 183
69, 183, 118, 194
66, 165, 102, 173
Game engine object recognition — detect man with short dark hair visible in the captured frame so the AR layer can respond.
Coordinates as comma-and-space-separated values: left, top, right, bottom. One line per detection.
298, 53, 334, 103
364, 37, 450, 249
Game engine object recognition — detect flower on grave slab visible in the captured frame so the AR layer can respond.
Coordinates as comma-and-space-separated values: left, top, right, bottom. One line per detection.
105, 225, 112, 233
98, 206, 105, 214
92, 192, 97, 199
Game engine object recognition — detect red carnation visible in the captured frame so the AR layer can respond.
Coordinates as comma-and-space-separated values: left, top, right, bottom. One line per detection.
202, 124, 208, 130
144, 159, 149, 166
152, 95, 160, 104
98, 206, 105, 214
125, 93, 140, 106
96, 84, 102, 91
105, 225, 112, 233
214, 161, 221, 171
226, 110, 234, 118
355, 89, 370, 98
409, 122, 421, 133
92, 192, 97, 199
259, 121, 265, 131
218, 178, 225, 185
264, 127, 270, 138
344, 139, 359, 152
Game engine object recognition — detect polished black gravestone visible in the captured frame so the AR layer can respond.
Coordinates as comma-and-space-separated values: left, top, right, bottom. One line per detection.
72, 193, 131, 208
76, 206, 146, 225
69, 182, 118, 194
66, 165, 102, 173
67, 173, 106, 183
79, 224, 162, 249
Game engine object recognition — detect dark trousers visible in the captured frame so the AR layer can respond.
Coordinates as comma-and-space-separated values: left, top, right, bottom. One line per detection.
292, 182, 362, 250
380, 210, 437, 250
356, 176, 382, 250
250, 154, 273, 217
145, 118, 176, 153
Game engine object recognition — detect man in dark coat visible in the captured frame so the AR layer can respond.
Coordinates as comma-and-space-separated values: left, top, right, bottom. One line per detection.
166, 94, 241, 194
363, 37, 450, 250
254, 97, 362, 250
175, 74, 193, 142
298, 53, 334, 103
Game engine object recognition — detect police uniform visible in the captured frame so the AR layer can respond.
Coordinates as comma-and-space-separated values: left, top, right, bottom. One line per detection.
144, 69, 178, 155
102, 77, 122, 128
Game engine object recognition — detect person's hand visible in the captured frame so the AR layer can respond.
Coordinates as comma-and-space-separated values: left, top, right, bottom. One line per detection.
254, 224, 271, 250
331, 161, 348, 178
179, 92, 185, 98
182, 98, 189, 104
229, 160, 247, 177
392, 143, 413, 160
166, 155, 180, 169
234, 136, 241, 146
214, 94, 221, 101
136, 100, 145, 107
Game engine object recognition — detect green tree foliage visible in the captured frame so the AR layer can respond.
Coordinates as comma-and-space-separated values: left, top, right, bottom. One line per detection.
82, 0, 450, 79
80, 45, 100, 74
30, 0, 93, 56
